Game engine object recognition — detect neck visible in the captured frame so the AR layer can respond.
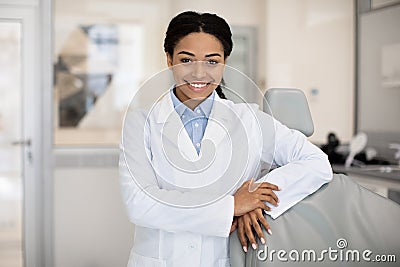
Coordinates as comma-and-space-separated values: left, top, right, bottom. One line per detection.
182, 98, 205, 111
174, 88, 209, 111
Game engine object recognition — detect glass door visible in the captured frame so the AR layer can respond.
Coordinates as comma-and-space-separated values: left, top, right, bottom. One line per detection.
0, 21, 24, 267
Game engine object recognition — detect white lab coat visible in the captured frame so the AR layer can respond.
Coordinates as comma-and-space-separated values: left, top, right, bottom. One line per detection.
119, 93, 332, 267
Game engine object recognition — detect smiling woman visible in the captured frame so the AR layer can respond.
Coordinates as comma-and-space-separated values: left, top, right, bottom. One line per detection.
119, 10, 332, 267
166, 32, 226, 108
164, 11, 233, 103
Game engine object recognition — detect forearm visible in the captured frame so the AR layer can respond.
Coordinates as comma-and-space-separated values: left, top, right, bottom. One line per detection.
120, 154, 234, 237
257, 110, 333, 218
260, 157, 332, 218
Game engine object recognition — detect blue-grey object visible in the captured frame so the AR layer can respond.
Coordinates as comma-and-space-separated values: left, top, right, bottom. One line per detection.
263, 88, 314, 137
230, 174, 400, 267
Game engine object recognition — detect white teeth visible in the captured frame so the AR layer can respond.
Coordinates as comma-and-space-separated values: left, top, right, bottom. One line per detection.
189, 83, 207, 88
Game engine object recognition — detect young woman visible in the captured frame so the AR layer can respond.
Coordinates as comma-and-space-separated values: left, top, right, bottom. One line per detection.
120, 11, 332, 267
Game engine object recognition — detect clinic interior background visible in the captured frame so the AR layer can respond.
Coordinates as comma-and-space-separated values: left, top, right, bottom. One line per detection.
1, 0, 400, 267
54, 0, 355, 265
53, 0, 353, 266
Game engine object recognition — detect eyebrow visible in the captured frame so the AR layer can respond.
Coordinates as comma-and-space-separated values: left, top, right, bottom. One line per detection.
177, 51, 222, 57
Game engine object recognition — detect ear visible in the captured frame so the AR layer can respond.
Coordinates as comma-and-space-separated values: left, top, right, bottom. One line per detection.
166, 52, 173, 67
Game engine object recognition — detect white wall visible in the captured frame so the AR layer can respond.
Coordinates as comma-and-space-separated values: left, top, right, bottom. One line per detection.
54, 167, 133, 267
358, 4, 400, 134
265, 0, 355, 143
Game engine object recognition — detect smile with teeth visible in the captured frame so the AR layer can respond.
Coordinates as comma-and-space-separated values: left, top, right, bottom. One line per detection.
189, 82, 208, 88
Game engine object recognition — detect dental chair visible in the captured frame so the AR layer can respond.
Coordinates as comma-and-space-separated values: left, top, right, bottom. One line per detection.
229, 88, 400, 267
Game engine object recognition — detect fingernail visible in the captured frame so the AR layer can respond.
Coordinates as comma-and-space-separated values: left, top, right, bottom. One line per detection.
278, 187, 282, 191
243, 246, 248, 253
267, 229, 273, 235
261, 237, 266, 244
252, 243, 257, 250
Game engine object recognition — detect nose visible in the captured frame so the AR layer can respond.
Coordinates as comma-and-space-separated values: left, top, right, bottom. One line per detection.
191, 61, 206, 79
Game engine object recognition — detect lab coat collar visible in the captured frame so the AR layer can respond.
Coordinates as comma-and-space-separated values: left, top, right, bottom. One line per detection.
170, 88, 214, 119
155, 88, 234, 161
156, 89, 233, 124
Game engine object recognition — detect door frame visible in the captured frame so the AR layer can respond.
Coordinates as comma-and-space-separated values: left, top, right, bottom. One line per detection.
0, 0, 53, 266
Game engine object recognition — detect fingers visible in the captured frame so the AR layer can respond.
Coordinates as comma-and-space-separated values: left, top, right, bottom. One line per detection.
237, 209, 273, 253
237, 217, 248, 253
256, 209, 272, 236
256, 188, 279, 205
243, 180, 280, 192
257, 194, 279, 207
243, 214, 257, 250
248, 183, 279, 205
249, 211, 265, 245
254, 182, 280, 191
262, 188, 279, 202
258, 201, 272, 212
230, 217, 238, 234
234, 179, 280, 216
241, 187, 279, 207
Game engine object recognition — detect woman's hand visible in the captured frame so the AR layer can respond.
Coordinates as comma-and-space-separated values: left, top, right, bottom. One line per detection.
237, 208, 272, 252
230, 217, 238, 234
233, 179, 280, 216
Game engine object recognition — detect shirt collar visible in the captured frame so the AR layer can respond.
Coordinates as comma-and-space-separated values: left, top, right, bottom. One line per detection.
170, 87, 215, 118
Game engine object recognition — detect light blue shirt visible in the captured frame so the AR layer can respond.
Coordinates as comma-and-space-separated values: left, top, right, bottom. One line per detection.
170, 89, 215, 154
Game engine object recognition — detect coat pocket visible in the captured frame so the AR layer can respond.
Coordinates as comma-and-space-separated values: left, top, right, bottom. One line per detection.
128, 252, 166, 267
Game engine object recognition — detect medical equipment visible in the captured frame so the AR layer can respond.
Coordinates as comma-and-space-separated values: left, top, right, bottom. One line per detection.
345, 132, 368, 168
390, 143, 400, 167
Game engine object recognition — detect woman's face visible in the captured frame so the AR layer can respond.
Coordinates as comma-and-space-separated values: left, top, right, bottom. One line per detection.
167, 32, 226, 104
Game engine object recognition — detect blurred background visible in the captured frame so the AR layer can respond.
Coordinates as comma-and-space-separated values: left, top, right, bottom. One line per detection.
0, 0, 399, 266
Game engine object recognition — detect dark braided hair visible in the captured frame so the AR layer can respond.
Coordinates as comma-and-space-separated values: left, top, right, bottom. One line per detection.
164, 11, 233, 99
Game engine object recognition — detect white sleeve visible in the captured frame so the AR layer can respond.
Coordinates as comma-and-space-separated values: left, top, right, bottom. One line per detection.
119, 110, 234, 237
255, 110, 333, 219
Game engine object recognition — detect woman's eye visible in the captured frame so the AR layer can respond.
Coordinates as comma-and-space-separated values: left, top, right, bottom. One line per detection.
207, 60, 218, 65
181, 58, 192, 63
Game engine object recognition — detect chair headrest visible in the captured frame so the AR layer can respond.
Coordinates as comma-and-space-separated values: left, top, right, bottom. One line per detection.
263, 88, 314, 137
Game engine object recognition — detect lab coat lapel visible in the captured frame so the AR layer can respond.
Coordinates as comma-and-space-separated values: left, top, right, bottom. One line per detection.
156, 94, 199, 161
155, 93, 234, 161
202, 95, 234, 148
